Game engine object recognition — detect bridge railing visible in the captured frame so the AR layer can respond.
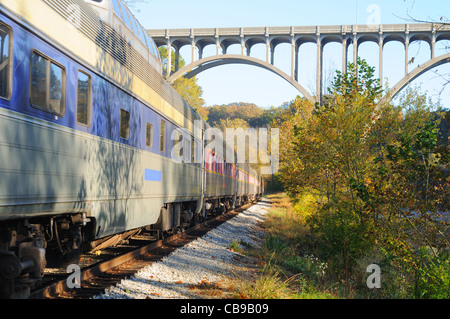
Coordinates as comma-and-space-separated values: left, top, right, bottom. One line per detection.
147, 23, 450, 104
148, 23, 450, 39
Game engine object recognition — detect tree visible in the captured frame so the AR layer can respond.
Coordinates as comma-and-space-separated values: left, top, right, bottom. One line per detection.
206, 103, 266, 127
277, 58, 449, 296
122, 0, 147, 13
172, 76, 205, 111
158, 47, 207, 116
272, 96, 315, 195
397, 3, 450, 99
215, 117, 250, 133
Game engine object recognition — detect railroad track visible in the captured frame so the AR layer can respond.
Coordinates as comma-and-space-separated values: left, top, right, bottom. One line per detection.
29, 202, 256, 299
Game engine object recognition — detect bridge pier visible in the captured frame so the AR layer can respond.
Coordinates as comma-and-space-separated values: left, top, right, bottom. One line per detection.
294, 45, 299, 81
353, 32, 358, 66
175, 48, 180, 72
431, 28, 436, 59
316, 34, 323, 103
405, 31, 410, 76
191, 36, 196, 63
166, 37, 172, 78
342, 36, 348, 74
291, 35, 296, 80
379, 33, 383, 82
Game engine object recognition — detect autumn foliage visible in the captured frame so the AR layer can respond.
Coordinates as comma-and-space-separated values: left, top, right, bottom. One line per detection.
274, 58, 449, 298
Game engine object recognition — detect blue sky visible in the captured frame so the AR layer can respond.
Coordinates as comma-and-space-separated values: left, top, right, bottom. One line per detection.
132, 0, 450, 108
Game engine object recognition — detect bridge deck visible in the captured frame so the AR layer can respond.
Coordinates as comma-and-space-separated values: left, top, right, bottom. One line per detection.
147, 23, 450, 103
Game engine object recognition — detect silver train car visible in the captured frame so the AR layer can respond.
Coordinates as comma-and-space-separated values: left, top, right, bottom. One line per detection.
0, 0, 263, 298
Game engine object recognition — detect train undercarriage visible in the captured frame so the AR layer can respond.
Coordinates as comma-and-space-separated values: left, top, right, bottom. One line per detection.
0, 194, 261, 299
0, 213, 90, 298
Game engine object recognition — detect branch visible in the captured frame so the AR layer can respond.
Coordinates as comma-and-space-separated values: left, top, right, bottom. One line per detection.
122, 0, 148, 13
393, 11, 450, 29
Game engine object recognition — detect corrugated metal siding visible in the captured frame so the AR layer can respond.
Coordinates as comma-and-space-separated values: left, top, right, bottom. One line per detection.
42, 0, 198, 123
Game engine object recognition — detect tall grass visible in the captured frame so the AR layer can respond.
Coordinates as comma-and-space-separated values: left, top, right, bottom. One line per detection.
233, 192, 450, 299
232, 192, 336, 299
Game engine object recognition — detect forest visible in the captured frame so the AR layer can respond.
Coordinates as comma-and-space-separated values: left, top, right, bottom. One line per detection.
162, 43, 449, 298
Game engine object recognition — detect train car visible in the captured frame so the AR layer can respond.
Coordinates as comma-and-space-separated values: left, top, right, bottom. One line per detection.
0, 0, 262, 298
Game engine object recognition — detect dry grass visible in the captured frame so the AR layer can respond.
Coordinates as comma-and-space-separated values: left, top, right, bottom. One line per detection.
229, 192, 337, 299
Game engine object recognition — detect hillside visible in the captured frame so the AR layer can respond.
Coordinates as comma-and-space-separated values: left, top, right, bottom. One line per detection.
200, 102, 289, 130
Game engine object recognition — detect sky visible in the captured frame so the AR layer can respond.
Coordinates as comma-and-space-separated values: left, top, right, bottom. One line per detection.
131, 0, 450, 108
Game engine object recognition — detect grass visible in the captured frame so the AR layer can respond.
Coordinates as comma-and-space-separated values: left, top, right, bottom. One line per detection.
231, 192, 450, 299
228, 239, 245, 255
231, 192, 337, 299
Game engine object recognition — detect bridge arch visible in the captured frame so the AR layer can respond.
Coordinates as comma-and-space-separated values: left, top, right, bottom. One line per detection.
167, 54, 315, 101
384, 52, 450, 102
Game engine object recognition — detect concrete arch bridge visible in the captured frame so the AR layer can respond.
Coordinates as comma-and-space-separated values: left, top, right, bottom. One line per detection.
148, 24, 450, 103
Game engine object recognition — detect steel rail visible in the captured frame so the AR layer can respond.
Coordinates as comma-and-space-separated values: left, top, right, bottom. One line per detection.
29, 202, 255, 299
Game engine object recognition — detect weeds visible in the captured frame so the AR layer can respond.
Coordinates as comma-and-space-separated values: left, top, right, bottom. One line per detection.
232, 193, 336, 299
232, 192, 449, 299
228, 239, 245, 255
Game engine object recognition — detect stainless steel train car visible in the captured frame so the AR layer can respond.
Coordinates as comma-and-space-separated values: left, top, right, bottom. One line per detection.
0, 0, 262, 298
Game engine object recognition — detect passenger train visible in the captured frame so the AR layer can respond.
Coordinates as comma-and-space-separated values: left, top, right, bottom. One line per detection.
0, 0, 263, 298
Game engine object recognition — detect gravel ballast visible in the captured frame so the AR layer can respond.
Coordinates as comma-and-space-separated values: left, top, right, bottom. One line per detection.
94, 199, 270, 299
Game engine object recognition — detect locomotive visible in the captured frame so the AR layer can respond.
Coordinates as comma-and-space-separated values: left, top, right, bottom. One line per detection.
0, 0, 263, 298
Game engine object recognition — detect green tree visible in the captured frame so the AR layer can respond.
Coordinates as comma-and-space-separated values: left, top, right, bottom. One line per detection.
158, 47, 206, 114
206, 103, 265, 127
172, 76, 205, 111
277, 58, 449, 297
215, 117, 250, 133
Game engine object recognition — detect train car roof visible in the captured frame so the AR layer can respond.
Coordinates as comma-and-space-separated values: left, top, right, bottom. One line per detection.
80, 0, 202, 129
83, 0, 161, 68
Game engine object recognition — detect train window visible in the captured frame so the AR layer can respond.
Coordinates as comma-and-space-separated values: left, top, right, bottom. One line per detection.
77, 70, 91, 126
30, 51, 65, 116
215, 156, 218, 173
160, 120, 166, 152
30, 53, 47, 108
84, 0, 105, 7
191, 139, 196, 164
138, 24, 148, 47
120, 108, 130, 140
111, 0, 123, 19
49, 62, 63, 114
142, 31, 153, 52
0, 23, 11, 99
146, 122, 153, 148
118, 0, 132, 30
205, 149, 211, 170
150, 37, 159, 58
128, 12, 141, 39
184, 136, 190, 163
